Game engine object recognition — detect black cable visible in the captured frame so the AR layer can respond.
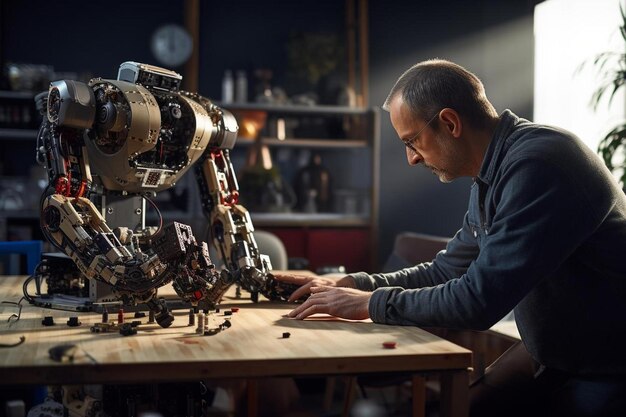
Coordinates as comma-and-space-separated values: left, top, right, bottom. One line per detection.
22, 274, 37, 304
142, 194, 163, 236
35, 123, 47, 166
0, 335, 25, 348
1, 300, 22, 323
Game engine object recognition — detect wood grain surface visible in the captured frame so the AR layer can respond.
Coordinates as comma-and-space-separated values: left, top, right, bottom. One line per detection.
0, 276, 471, 385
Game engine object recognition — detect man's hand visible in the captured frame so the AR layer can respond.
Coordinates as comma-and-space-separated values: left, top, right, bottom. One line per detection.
272, 273, 356, 302
286, 286, 372, 320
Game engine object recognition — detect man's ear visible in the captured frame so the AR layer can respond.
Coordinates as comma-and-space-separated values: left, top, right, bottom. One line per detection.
439, 108, 462, 138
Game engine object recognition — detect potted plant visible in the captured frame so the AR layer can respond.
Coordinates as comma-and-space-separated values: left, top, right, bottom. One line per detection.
592, 4, 626, 188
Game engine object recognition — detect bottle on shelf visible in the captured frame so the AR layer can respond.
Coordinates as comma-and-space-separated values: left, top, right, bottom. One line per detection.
221, 70, 234, 103
294, 153, 332, 213
235, 70, 248, 103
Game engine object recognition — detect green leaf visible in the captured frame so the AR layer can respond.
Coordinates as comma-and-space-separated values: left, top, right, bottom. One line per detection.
598, 123, 626, 177
591, 3, 626, 187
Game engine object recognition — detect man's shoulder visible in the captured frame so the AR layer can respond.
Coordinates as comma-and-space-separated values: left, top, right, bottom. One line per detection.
506, 122, 591, 165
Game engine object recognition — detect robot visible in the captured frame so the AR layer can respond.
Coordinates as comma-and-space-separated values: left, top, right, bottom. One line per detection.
31, 61, 298, 327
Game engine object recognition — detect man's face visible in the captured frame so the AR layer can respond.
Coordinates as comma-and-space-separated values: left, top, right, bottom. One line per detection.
388, 96, 465, 183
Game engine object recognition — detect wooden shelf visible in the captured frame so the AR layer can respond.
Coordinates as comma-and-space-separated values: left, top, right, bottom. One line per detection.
0, 128, 38, 139
0, 210, 38, 219
227, 103, 380, 270
217, 102, 372, 115
236, 137, 368, 148
250, 212, 370, 227
0, 90, 36, 99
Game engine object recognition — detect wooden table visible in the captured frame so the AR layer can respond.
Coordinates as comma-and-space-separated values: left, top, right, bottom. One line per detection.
0, 276, 472, 417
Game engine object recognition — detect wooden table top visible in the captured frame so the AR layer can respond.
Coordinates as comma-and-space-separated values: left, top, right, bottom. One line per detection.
0, 275, 471, 385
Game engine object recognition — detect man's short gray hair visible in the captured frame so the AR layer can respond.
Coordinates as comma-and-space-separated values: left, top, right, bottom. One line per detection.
383, 59, 497, 128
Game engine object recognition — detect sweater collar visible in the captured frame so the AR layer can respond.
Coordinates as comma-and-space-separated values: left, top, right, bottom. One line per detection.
477, 109, 519, 185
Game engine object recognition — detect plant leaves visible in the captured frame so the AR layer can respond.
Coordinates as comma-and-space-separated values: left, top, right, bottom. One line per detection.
598, 123, 626, 175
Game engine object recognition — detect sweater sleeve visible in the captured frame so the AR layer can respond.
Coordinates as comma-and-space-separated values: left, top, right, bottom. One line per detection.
351, 212, 479, 290
367, 154, 612, 330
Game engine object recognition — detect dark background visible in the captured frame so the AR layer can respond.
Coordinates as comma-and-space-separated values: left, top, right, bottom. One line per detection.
0, 0, 540, 266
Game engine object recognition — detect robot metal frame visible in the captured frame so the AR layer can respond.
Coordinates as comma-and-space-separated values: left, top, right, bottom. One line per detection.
28, 61, 299, 327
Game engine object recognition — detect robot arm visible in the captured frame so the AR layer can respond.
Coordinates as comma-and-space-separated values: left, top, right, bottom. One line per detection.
195, 144, 271, 301
186, 93, 302, 302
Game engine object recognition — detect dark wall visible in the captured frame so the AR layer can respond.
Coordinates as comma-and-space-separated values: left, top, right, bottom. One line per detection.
197, 0, 345, 98
1, 0, 185, 78
1, 0, 539, 267
370, 0, 538, 265
1, 0, 345, 95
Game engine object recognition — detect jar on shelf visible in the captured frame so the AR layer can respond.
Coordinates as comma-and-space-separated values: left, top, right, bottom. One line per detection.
294, 153, 332, 213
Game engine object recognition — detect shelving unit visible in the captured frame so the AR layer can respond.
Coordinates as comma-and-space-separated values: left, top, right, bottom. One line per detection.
0, 128, 38, 139
0, 90, 43, 244
222, 102, 381, 272
237, 137, 368, 149
0, 91, 382, 272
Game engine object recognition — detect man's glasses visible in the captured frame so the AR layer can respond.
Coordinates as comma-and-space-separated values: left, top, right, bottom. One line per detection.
402, 111, 441, 154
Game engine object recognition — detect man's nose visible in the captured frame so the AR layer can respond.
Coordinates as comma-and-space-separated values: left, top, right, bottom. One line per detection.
406, 148, 422, 166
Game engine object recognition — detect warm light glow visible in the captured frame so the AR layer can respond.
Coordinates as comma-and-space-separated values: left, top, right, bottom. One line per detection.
261, 146, 273, 170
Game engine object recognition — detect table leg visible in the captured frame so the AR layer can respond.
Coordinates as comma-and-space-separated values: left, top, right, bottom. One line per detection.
439, 370, 469, 417
411, 374, 426, 417
323, 376, 337, 411
341, 376, 357, 417
247, 378, 258, 417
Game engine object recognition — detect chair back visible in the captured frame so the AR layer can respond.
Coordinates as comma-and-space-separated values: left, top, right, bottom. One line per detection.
254, 230, 288, 270
382, 232, 450, 272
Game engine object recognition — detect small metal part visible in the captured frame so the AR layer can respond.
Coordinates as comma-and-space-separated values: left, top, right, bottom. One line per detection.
203, 319, 231, 336
91, 322, 115, 333
282, 332, 291, 339
197, 312, 205, 334
119, 323, 137, 336
42, 316, 55, 326
66, 316, 81, 327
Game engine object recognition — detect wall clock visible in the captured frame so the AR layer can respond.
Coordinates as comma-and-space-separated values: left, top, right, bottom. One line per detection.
151, 24, 193, 68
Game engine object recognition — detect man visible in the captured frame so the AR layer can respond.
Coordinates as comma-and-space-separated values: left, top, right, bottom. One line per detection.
274, 59, 626, 416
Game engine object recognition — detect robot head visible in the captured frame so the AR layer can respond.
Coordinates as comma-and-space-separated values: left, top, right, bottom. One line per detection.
117, 61, 182, 92
47, 62, 238, 194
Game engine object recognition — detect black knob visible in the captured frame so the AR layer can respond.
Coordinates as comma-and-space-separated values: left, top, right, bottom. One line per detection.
66, 316, 81, 327
156, 311, 175, 328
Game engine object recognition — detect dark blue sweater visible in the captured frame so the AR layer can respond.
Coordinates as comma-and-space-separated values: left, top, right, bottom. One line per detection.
352, 110, 626, 375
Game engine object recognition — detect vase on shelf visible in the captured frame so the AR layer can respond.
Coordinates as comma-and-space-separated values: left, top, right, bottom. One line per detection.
294, 153, 332, 213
